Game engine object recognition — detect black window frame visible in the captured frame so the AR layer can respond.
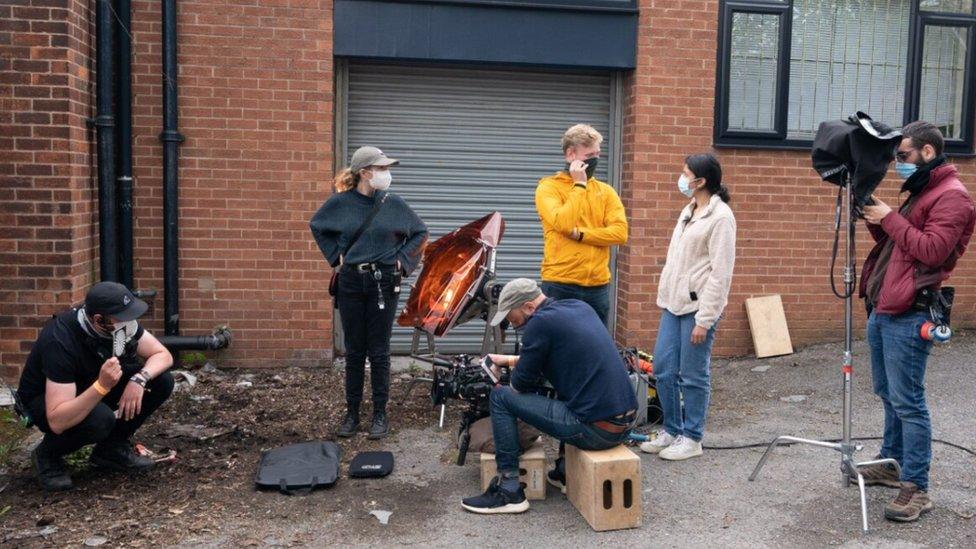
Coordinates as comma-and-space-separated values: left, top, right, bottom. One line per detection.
715, 0, 976, 155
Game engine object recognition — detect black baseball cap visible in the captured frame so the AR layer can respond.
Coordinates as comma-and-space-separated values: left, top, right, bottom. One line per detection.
84, 282, 148, 321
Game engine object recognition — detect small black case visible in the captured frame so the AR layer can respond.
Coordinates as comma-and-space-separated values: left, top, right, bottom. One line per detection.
348, 451, 394, 478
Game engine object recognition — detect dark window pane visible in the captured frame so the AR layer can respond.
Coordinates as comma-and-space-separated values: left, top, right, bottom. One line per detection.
787, 0, 909, 140
920, 25, 970, 139
727, 12, 781, 132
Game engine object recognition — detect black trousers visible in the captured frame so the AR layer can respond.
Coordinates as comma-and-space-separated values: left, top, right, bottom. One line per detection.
336, 266, 398, 412
28, 371, 174, 458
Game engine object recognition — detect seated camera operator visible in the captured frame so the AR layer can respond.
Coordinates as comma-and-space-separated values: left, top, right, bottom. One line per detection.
16, 282, 174, 491
461, 278, 637, 514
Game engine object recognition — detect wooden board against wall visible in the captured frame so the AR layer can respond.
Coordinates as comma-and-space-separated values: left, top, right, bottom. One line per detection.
745, 295, 794, 358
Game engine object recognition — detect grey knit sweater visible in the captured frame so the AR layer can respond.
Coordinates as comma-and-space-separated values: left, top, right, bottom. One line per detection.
309, 189, 428, 275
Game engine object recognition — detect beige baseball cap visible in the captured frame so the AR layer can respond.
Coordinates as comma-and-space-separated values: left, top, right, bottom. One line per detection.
490, 278, 543, 326
349, 146, 399, 172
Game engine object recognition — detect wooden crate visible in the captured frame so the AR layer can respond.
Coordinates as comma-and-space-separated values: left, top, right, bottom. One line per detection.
480, 441, 547, 500
566, 444, 642, 531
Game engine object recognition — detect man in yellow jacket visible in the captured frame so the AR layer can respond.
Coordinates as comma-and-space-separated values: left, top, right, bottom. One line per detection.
535, 124, 628, 326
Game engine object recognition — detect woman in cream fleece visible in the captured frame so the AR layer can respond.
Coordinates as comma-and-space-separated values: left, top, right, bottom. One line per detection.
640, 153, 736, 461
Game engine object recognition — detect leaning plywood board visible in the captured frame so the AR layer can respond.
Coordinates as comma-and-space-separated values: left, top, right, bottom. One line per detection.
745, 295, 794, 358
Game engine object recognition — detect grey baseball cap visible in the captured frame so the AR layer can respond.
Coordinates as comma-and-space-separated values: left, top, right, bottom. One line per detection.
349, 146, 399, 172
490, 278, 543, 326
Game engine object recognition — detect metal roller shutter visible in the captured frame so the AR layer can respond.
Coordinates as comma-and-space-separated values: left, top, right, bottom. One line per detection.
343, 62, 615, 353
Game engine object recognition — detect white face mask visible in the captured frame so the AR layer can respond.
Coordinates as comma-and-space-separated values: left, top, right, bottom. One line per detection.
368, 170, 392, 191
677, 174, 696, 198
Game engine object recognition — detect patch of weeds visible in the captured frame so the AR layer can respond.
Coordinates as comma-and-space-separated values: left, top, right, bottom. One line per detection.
64, 445, 93, 472
0, 408, 29, 468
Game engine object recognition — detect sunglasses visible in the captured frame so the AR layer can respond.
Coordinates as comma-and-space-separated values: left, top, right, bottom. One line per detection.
895, 148, 917, 162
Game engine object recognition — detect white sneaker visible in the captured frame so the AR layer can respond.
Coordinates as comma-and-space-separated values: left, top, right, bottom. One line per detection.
639, 431, 676, 454
659, 435, 703, 461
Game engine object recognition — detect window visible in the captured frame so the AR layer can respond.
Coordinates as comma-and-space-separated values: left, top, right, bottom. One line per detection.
716, 1, 976, 153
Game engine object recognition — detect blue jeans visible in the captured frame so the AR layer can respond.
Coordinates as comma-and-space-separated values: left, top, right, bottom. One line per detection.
540, 282, 610, 327
867, 310, 933, 491
489, 386, 629, 474
653, 309, 718, 442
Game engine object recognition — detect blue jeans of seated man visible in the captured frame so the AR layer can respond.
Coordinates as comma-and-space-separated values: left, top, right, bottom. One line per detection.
540, 282, 610, 328
654, 309, 718, 442
489, 386, 630, 474
867, 310, 933, 491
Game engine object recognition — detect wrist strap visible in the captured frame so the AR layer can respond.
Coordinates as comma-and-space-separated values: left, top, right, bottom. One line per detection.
92, 381, 110, 396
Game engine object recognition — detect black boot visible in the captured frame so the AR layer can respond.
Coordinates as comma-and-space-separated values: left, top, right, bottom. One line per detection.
90, 440, 154, 472
31, 444, 73, 492
337, 409, 360, 438
368, 410, 389, 440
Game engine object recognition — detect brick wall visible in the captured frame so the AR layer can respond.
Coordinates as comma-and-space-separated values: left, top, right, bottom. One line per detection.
616, 0, 976, 357
0, 0, 96, 381
5, 0, 976, 380
125, 0, 335, 369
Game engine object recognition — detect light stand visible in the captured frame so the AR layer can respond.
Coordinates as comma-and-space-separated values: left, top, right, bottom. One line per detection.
748, 171, 901, 534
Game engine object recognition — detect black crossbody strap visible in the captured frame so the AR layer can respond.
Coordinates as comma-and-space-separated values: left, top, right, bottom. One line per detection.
342, 191, 388, 256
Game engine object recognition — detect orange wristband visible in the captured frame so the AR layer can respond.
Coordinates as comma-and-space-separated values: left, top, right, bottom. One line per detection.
92, 381, 109, 396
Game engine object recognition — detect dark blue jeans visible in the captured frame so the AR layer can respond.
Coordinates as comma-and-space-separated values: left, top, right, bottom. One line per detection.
540, 281, 610, 327
867, 310, 934, 490
489, 386, 629, 474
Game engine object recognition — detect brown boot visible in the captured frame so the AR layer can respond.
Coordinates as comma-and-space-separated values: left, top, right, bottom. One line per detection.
884, 482, 933, 522
850, 462, 901, 488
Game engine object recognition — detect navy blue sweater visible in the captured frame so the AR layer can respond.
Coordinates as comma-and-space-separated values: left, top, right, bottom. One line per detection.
309, 189, 428, 275
511, 299, 637, 422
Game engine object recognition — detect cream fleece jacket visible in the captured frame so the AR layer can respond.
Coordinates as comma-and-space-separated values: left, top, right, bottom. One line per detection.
657, 194, 736, 329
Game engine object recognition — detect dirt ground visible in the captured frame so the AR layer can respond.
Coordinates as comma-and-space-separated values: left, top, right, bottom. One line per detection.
1, 333, 974, 548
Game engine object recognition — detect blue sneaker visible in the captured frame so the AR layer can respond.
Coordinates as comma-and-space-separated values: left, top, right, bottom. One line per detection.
461, 477, 529, 514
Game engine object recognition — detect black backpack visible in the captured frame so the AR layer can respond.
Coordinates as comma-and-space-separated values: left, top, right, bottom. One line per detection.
255, 441, 341, 495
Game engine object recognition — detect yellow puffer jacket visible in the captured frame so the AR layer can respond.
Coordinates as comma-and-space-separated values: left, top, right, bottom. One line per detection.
535, 171, 628, 287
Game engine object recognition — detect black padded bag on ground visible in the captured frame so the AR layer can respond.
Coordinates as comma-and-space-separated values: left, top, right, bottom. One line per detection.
255, 441, 341, 494
348, 451, 394, 478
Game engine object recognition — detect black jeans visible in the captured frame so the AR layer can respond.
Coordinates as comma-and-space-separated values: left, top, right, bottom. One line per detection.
540, 281, 610, 327
28, 371, 175, 458
336, 265, 398, 412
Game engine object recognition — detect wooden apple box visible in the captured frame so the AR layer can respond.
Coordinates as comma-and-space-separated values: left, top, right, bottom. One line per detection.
565, 444, 642, 531
480, 441, 547, 500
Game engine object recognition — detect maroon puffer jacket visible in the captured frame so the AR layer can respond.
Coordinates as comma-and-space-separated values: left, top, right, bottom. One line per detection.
860, 163, 976, 315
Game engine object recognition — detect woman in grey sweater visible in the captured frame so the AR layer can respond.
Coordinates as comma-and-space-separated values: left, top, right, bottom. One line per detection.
640, 152, 736, 461
310, 146, 428, 439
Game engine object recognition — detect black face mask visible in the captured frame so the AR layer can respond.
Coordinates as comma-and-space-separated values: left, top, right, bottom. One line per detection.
565, 157, 599, 180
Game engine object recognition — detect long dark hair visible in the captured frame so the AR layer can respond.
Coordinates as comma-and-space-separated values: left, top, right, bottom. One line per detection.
686, 152, 730, 203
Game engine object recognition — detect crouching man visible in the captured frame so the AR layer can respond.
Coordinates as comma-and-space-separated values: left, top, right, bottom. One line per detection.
16, 282, 175, 491
461, 278, 637, 514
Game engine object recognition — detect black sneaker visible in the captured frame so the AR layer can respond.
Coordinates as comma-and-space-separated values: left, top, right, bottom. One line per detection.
547, 457, 566, 494
31, 446, 73, 492
461, 477, 529, 514
90, 441, 154, 472
367, 411, 389, 440
337, 410, 359, 438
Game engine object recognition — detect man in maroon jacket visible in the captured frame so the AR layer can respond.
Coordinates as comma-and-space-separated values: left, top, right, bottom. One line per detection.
859, 121, 975, 523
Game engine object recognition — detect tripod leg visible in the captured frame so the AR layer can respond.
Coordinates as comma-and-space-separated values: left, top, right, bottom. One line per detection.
749, 436, 841, 481
403, 376, 433, 399
438, 403, 446, 429
856, 471, 869, 533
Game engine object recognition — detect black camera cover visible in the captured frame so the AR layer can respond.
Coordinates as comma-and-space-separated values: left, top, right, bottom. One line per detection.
349, 451, 394, 478
811, 112, 901, 206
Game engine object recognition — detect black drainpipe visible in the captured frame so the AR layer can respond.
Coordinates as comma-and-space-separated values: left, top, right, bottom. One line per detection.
160, 0, 182, 338
155, 0, 232, 357
115, 0, 134, 290
95, 0, 118, 282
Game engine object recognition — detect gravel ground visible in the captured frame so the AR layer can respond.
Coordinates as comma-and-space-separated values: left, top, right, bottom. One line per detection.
1, 333, 974, 548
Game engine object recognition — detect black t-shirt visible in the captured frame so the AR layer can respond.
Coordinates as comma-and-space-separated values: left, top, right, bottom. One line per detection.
17, 309, 145, 403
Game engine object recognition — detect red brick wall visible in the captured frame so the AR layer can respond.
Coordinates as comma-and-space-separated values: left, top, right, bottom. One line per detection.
126, 0, 335, 369
5, 0, 976, 380
616, 0, 976, 357
0, 0, 96, 381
